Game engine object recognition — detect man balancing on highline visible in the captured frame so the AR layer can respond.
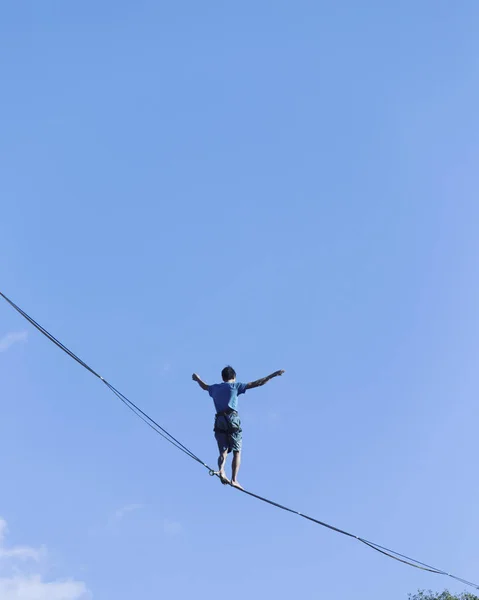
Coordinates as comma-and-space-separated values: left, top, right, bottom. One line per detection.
192, 366, 285, 489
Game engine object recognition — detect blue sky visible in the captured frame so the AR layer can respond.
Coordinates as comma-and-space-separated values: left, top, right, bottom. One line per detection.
1, 1, 479, 599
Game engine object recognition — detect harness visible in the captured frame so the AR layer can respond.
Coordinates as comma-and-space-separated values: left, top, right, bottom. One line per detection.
214, 409, 240, 434
215, 408, 238, 417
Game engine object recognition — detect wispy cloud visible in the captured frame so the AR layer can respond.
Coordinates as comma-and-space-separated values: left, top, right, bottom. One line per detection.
267, 411, 281, 425
163, 519, 182, 536
0, 519, 44, 562
0, 545, 44, 561
105, 507, 182, 539
0, 331, 28, 353
156, 361, 172, 378
0, 576, 88, 600
111, 503, 144, 522
0, 518, 89, 600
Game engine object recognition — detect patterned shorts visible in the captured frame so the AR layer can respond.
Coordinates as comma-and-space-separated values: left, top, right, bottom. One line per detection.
214, 411, 242, 454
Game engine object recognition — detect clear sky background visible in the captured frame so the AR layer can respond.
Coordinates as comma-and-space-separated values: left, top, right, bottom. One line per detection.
1, 2, 479, 599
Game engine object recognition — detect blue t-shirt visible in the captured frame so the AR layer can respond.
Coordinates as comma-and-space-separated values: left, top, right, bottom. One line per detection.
208, 382, 247, 413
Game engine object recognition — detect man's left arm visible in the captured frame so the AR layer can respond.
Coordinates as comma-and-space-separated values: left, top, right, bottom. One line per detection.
245, 370, 285, 390
192, 373, 209, 392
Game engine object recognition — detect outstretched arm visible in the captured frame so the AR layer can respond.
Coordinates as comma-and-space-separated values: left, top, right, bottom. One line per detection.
192, 373, 209, 391
245, 370, 285, 390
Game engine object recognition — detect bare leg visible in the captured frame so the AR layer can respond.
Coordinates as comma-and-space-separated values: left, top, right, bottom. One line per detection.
231, 451, 243, 489
217, 450, 230, 484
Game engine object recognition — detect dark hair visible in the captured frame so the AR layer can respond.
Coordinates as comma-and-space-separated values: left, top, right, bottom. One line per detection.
221, 365, 236, 382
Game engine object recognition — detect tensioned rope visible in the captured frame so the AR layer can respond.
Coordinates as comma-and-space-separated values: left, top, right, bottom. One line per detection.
1, 290, 477, 591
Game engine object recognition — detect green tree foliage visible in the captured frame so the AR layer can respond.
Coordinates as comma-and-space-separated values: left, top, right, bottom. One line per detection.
409, 591, 479, 600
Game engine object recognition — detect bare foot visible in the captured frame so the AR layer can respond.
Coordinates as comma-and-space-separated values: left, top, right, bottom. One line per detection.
231, 480, 243, 490
219, 473, 231, 485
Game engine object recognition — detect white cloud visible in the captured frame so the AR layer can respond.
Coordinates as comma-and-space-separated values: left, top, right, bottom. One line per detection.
0, 545, 44, 561
0, 518, 90, 600
0, 576, 88, 600
0, 331, 28, 353
0, 519, 44, 562
112, 503, 143, 522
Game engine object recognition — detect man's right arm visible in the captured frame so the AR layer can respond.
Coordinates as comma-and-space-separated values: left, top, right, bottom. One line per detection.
192, 373, 209, 392
245, 370, 285, 390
